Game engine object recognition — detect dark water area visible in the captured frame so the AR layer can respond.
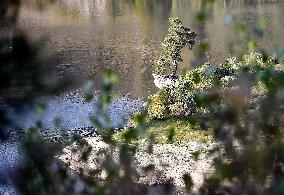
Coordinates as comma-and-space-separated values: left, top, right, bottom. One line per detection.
17, 0, 284, 99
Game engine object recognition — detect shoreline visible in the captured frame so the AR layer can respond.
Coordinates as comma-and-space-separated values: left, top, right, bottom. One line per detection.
58, 136, 217, 193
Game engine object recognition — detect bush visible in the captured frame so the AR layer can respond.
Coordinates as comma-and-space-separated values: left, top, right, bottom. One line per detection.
148, 92, 169, 119
148, 53, 282, 119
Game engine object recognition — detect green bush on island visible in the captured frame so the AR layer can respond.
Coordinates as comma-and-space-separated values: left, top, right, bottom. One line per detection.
148, 52, 283, 119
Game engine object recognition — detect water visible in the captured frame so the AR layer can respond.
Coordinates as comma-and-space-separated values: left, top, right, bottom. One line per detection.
6, 90, 144, 130
17, 0, 284, 98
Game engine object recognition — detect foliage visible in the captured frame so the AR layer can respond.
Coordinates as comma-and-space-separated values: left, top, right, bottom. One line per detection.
198, 56, 284, 194
148, 53, 282, 120
147, 92, 168, 119
114, 118, 212, 144
154, 17, 196, 76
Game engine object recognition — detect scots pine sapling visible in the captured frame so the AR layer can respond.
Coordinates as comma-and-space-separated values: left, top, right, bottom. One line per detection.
155, 18, 196, 77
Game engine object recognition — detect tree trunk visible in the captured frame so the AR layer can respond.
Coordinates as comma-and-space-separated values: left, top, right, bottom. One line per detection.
172, 60, 178, 77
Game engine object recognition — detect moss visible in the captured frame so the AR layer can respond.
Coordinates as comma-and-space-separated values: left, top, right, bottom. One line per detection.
113, 118, 212, 144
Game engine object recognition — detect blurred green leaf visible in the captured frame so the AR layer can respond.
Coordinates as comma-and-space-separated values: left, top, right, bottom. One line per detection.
191, 150, 201, 161
258, 17, 267, 30
54, 117, 62, 127
248, 40, 257, 52
196, 12, 207, 23
254, 27, 264, 37
199, 42, 209, 53
183, 174, 193, 192
102, 69, 119, 86
167, 127, 175, 144
236, 25, 246, 37
37, 102, 47, 113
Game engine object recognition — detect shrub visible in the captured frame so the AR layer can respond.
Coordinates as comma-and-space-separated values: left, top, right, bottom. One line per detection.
148, 92, 169, 119
148, 53, 283, 119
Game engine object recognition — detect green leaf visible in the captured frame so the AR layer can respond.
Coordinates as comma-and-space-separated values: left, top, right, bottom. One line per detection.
183, 173, 193, 191
54, 117, 62, 127
167, 127, 175, 144
196, 12, 207, 23
236, 25, 246, 37
258, 17, 267, 30
191, 150, 201, 161
199, 42, 209, 53
248, 40, 257, 52
254, 27, 264, 37
102, 69, 118, 86
37, 102, 47, 113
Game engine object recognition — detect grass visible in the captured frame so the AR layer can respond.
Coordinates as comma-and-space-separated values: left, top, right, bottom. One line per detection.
113, 118, 212, 144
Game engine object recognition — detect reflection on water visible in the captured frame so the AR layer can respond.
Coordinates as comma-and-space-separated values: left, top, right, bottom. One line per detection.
17, 0, 284, 98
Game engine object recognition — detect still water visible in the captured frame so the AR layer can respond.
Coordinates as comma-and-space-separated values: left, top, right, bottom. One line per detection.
18, 0, 284, 98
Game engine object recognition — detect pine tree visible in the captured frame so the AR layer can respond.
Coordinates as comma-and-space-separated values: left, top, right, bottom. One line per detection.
155, 18, 196, 77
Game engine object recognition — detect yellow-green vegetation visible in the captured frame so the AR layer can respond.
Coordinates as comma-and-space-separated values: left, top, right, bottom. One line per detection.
147, 93, 168, 119
148, 52, 283, 119
147, 119, 212, 144
114, 118, 212, 144
117, 53, 283, 146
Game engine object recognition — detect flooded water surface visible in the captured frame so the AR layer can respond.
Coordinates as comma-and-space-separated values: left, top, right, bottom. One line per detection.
17, 0, 284, 98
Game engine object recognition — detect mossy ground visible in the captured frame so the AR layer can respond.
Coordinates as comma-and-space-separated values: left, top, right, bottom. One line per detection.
113, 118, 212, 144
